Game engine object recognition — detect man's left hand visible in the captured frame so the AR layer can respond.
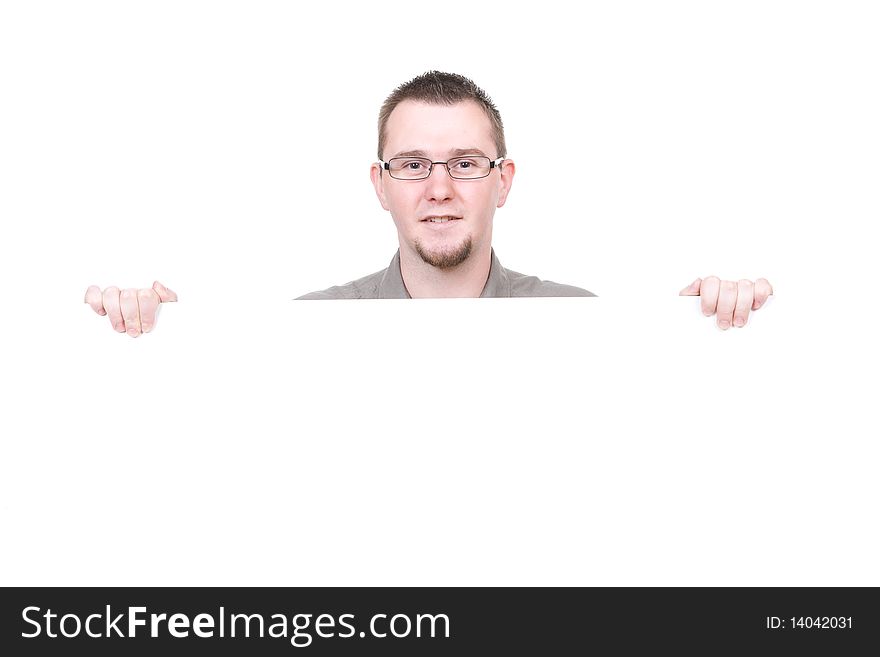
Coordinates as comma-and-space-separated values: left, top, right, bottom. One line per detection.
679, 276, 773, 329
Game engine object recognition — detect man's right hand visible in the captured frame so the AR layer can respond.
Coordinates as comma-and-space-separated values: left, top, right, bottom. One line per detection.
84, 281, 177, 337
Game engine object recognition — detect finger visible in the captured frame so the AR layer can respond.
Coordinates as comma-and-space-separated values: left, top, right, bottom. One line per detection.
153, 281, 178, 303
102, 286, 125, 333
84, 285, 106, 315
753, 278, 773, 310
137, 288, 161, 333
699, 276, 720, 316
120, 288, 141, 337
679, 278, 702, 296
733, 279, 754, 327
715, 280, 737, 330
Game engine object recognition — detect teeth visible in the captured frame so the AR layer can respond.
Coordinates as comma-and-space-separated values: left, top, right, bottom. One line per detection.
427, 216, 456, 223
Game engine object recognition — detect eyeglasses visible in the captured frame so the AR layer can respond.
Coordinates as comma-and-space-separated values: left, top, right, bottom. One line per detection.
380, 156, 504, 180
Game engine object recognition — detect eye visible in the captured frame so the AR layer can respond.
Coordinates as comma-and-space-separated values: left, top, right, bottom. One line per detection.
452, 158, 480, 170
403, 160, 424, 170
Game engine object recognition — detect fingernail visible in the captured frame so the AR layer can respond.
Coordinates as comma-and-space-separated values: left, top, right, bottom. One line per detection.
114, 323, 125, 333
734, 318, 745, 327
719, 320, 730, 330
126, 328, 140, 337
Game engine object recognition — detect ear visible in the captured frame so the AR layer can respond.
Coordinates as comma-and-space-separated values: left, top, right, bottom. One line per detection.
370, 162, 390, 211
496, 159, 515, 208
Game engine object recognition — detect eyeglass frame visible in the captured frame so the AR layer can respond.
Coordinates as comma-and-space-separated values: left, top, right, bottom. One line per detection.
378, 156, 505, 181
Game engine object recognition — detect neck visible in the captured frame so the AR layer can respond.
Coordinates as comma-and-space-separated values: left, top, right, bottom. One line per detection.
399, 243, 492, 298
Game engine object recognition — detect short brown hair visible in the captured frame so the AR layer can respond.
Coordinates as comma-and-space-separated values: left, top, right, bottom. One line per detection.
377, 71, 506, 160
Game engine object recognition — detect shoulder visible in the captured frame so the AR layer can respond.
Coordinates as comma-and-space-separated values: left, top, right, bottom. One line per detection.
295, 269, 385, 300
505, 269, 596, 297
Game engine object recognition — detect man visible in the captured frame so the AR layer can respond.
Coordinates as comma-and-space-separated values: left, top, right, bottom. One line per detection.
297, 71, 593, 299
83, 72, 773, 333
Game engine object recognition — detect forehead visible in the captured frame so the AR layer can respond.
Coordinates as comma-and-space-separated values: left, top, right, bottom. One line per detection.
384, 100, 495, 157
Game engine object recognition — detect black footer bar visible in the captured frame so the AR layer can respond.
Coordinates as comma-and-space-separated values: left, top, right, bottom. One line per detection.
2, 587, 876, 655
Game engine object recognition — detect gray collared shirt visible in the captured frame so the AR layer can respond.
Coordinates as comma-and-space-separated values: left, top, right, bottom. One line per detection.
296, 250, 595, 299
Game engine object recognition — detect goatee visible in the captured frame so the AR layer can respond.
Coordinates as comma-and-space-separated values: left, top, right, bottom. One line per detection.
414, 236, 473, 269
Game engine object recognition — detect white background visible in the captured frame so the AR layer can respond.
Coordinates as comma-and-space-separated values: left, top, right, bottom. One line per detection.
1, 1, 878, 585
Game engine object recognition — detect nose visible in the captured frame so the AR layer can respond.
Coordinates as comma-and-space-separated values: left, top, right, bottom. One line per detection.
423, 162, 455, 202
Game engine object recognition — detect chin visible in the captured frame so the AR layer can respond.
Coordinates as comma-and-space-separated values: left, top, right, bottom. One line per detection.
414, 236, 473, 270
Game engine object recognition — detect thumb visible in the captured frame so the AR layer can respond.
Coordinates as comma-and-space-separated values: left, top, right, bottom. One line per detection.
84, 285, 106, 315
153, 281, 178, 302
679, 278, 702, 296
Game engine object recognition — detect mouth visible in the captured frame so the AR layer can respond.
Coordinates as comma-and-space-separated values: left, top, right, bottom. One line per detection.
420, 215, 462, 225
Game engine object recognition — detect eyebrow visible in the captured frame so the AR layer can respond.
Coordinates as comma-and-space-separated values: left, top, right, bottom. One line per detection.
391, 147, 490, 159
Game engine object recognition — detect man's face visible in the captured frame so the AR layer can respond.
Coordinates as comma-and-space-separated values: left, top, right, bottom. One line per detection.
371, 100, 515, 269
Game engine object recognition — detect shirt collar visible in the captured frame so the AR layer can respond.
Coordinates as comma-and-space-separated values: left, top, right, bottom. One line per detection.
378, 249, 511, 299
